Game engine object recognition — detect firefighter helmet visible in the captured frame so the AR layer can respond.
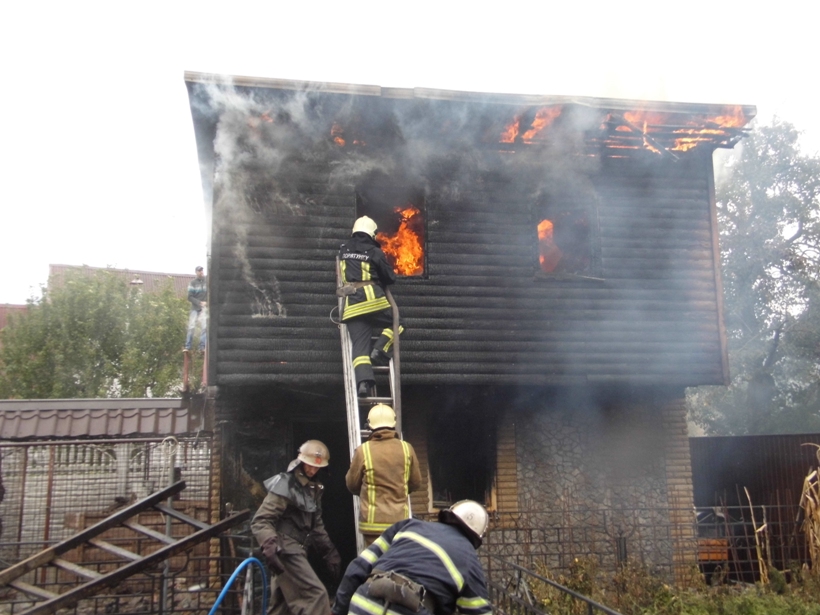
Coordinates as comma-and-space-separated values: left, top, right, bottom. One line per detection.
368, 404, 396, 429
438, 500, 489, 548
287, 439, 330, 472
352, 216, 377, 238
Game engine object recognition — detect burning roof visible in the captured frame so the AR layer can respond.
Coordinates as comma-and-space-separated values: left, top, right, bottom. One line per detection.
185, 72, 755, 160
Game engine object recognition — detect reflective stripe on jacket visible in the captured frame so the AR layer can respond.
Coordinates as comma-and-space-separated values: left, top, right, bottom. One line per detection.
332, 518, 492, 615
339, 234, 395, 320
346, 429, 422, 535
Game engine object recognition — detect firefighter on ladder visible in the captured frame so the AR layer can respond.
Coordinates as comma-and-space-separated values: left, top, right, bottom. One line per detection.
331, 500, 492, 615
345, 404, 422, 547
338, 216, 404, 397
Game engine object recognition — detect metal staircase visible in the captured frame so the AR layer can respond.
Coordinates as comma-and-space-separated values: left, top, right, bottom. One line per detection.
336, 257, 404, 552
0, 481, 249, 615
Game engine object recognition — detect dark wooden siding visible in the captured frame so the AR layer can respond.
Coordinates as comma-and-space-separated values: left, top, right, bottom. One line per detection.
209, 152, 725, 388
690, 434, 820, 507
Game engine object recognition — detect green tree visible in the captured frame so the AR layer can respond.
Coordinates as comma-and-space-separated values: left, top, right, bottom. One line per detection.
0, 269, 189, 399
688, 120, 820, 435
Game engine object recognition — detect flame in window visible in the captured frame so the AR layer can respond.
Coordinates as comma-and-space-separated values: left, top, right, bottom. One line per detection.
376, 206, 425, 276
331, 123, 346, 147
537, 219, 563, 273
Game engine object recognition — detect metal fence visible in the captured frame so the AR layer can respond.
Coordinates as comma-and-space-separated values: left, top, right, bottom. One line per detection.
487, 555, 623, 615
0, 436, 265, 615
482, 504, 810, 585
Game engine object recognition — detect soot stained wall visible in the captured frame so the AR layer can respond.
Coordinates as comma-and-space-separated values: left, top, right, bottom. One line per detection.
484, 387, 696, 579
185, 82, 728, 390
209, 155, 723, 388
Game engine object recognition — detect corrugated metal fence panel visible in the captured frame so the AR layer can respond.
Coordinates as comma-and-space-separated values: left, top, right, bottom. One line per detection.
212, 155, 724, 387
690, 434, 820, 508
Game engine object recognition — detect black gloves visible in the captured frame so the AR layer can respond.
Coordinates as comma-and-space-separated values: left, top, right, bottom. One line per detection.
261, 536, 285, 575
325, 548, 342, 582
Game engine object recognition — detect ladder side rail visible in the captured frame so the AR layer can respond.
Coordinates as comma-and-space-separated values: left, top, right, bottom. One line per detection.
384, 287, 401, 434
336, 257, 362, 456
0, 481, 187, 587
337, 256, 364, 554
18, 510, 251, 615
382, 288, 410, 517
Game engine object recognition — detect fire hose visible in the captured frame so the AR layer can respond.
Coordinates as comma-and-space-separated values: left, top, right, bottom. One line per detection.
208, 557, 269, 615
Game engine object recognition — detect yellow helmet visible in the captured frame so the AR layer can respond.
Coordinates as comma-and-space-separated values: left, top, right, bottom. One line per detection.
287, 439, 330, 472
368, 404, 396, 429
352, 216, 377, 238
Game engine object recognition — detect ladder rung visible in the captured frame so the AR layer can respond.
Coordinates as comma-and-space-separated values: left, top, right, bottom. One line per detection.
372, 366, 390, 372
123, 520, 177, 545
10, 580, 59, 600
153, 503, 210, 530
88, 539, 142, 562
51, 558, 103, 580
359, 397, 393, 404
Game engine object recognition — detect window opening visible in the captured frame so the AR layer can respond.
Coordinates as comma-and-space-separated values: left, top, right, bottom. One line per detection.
536, 209, 593, 275
427, 403, 496, 508
356, 174, 426, 277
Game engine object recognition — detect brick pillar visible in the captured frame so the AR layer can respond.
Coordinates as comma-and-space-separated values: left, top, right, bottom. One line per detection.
207, 389, 222, 588
404, 403, 431, 517
661, 395, 698, 584
494, 413, 519, 528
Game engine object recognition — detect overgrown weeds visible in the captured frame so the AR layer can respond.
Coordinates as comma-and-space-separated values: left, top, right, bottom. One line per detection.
527, 558, 820, 615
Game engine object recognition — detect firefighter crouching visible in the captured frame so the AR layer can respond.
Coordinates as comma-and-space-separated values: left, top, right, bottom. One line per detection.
252, 440, 341, 615
346, 404, 422, 547
331, 501, 492, 615
338, 216, 404, 397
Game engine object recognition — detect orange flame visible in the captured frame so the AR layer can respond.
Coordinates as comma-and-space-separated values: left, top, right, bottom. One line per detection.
537, 219, 562, 273
331, 123, 345, 147
500, 117, 521, 143
619, 107, 748, 153
376, 206, 425, 276
522, 107, 562, 142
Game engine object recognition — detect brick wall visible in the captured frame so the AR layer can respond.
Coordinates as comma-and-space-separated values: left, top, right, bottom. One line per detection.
661, 396, 698, 583
483, 388, 697, 582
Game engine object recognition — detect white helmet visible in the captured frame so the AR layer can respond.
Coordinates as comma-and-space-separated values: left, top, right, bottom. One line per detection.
352, 216, 377, 238
368, 404, 396, 429
439, 500, 489, 548
287, 439, 330, 472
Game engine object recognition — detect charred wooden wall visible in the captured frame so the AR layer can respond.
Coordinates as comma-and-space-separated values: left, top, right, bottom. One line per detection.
209, 153, 725, 388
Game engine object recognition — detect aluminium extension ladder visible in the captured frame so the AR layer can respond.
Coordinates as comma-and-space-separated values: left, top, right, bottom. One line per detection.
0, 481, 249, 615
335, 257, 406, 553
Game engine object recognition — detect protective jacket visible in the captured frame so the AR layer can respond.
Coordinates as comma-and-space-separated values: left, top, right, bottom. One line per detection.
251, 469, 337, 560
332, 518, 492, 615
339, 233, 395, 321
346, 429, 422, 536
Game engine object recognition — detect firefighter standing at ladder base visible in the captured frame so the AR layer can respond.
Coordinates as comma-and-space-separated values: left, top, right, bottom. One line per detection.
252, 440, 341, 615
345, 404, 422, 547
331, 501, 492, 615
338, 216, 404, 397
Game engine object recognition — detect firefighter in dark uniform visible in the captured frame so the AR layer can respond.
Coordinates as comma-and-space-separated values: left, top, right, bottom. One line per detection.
346, 404, 422, 547
331, 500, 492, 615
252, 440, 341, 615
338, 216, 404, 397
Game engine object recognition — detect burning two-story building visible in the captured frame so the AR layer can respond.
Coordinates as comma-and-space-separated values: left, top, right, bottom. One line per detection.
184, 72, 754, 579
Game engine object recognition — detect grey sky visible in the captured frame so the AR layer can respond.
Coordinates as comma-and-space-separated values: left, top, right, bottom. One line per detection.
1, 0, 816, 303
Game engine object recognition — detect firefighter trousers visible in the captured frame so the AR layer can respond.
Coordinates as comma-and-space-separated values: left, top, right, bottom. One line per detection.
345, 308, 404, 385
268, 539, 331, 615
